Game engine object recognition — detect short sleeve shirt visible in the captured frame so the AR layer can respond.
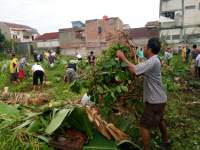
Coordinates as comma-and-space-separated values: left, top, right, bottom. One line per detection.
31, 64, 44, 73
10, 58, 18, 73
135, 55, 167, 104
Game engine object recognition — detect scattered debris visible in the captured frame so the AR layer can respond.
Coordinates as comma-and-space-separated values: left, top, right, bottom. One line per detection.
0, 89, 49, 105
49, 129, 87, 150
81, 93, 95, 106
86, 107, 128, 141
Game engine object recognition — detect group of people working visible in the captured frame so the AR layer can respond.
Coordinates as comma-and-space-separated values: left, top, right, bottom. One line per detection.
164, 44, 200, 78
10, 50, 96, 91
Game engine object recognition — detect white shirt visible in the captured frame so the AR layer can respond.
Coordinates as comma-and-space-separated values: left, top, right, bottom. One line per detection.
76, 54, 82, 59
164, 51, 173, 60
51, 52, 56, 57
196, 54, 200, 67
31, 64, 44, 73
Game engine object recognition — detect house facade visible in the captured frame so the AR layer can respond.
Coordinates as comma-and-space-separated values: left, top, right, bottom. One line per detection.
0, 22, 38, 43
59, 17, 124, 56
34, 32, 59, 50
128, 21, 159, 47
160, 0, 200, 46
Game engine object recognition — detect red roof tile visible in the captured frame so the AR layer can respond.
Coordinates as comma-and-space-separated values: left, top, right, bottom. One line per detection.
35, 32, 59, 41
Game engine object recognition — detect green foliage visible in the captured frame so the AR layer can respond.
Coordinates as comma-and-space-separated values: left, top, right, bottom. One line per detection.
45, 108, 74, 134
83, 131, 118, 150
71, 44, 133, 115
0, 102, 20, 118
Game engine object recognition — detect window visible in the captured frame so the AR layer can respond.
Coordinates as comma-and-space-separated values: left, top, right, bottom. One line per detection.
199, 3, 200, 10
162, 11, 175, 19
172, 35, 180, 40
166, 35, 171, 40
185, 5, 196, 10
23, 36, 30, 39
98, 27, 102, 34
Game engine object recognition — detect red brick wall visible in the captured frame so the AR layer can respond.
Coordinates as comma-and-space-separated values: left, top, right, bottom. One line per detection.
85, 18, 123, 46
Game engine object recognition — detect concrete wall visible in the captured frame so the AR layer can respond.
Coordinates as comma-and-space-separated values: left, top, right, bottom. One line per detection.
36, 39, 59, 48
161, 0, 182, 12
59, 28, 85, 49
61, 47, 103, 57
184, 0, 200, 26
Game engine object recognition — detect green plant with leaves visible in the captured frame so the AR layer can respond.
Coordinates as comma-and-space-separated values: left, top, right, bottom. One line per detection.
71, 44, 137, 116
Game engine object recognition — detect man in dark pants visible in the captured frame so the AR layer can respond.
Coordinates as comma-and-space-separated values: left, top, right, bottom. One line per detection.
117, 38, 171, 150
31, 63, 46, 91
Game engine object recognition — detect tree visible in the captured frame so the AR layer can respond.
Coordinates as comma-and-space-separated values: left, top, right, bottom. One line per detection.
0, 32, 6, 52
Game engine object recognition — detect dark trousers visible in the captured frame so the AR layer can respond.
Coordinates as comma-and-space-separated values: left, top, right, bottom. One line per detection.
198, 67, 200, 78
33, 70, 44, 85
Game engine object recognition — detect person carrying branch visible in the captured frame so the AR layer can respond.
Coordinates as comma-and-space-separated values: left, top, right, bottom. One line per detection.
116, 38, 171, 150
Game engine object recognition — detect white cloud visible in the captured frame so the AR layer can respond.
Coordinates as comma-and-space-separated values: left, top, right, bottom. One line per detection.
0, 0, 160, 34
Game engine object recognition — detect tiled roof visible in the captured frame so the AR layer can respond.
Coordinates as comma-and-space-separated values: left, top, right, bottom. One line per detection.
128, 27, 159, 39
0, 22, 38, 33
34, 32, 59, 41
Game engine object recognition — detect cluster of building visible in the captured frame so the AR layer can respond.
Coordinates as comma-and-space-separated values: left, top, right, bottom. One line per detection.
0, 17, 158, 56
0, 0, 200, 56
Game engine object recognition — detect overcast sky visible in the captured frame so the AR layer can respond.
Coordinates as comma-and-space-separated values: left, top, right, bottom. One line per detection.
0, 0, 160, 34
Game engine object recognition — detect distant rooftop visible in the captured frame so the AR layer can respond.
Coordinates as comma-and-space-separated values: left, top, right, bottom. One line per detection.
145, 21, 160, 27
35, 32, 59, 41
129, 27, 159, 39
86, 17, 120, 23
0, 21, 38, 33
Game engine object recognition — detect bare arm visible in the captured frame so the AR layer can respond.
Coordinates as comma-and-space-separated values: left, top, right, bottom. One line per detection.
117, 51, 136, 75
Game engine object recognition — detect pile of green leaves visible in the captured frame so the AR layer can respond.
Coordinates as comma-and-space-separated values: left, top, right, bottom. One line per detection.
89, 45, 132, 108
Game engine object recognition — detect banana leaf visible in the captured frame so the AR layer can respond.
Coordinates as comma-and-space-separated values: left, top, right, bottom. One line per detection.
83, 131, 118, 150
13, 119, 33, 130
45, 108, 74, 134
67, 106, 94, 139
0, 102, 20, 118
27, 119, 43, 133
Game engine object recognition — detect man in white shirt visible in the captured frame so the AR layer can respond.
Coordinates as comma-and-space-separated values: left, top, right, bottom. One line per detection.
196, 53, 200, 78
31, 63, 46, 91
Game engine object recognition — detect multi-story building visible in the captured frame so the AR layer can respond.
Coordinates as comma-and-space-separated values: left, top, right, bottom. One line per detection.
0, 22, 38, 43
160, 0, 200, 46
59, 17, 123, 56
